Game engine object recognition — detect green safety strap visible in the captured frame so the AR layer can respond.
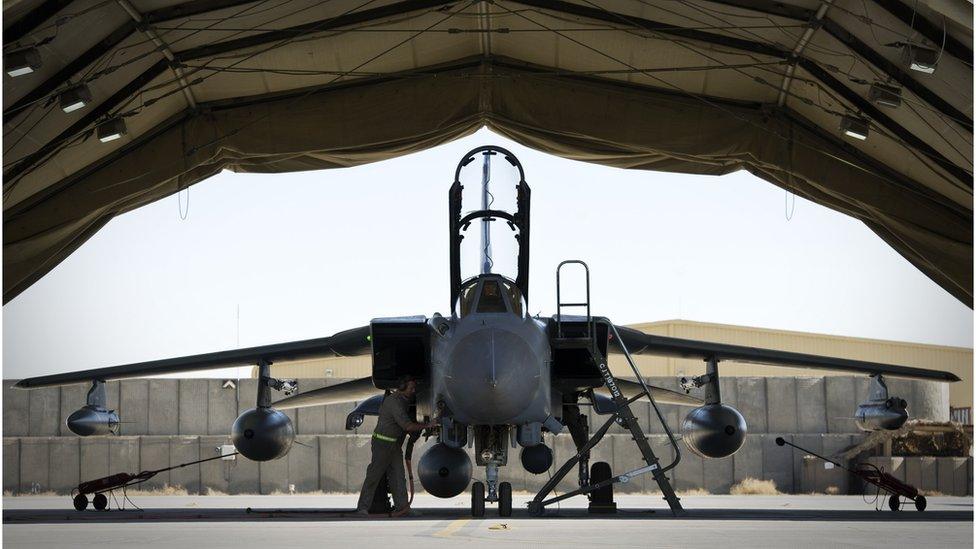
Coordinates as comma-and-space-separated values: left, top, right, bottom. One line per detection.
373, 432, 398, 443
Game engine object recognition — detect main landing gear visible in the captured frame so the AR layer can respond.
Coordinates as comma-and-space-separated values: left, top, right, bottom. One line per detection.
471, 480, 512, 517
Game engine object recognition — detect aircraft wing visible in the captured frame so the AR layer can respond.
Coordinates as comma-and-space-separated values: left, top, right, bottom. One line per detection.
594, 378, 702, 407
611, 326, 960, 382
14, 326, 372, 388
274, 377, 380, 410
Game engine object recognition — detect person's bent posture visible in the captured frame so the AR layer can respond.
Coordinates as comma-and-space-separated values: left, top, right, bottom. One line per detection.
356, 375, 430, 515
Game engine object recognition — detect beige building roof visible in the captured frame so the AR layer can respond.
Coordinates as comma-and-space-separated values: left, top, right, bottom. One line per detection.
261, 320, 973, 407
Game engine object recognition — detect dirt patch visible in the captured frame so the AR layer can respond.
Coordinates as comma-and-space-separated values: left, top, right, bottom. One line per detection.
730, 478, 780, 495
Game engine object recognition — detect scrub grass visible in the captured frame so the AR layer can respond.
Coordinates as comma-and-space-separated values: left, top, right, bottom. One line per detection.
730, 478, 780, 495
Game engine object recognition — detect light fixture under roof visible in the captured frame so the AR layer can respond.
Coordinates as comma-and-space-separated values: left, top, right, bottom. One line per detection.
869, 82, 902, 108
59, 83, 92, 113
840, 115, 869, 140
97, 116, 127, 143
902, 44, 939, 74
5, 47, 41, 77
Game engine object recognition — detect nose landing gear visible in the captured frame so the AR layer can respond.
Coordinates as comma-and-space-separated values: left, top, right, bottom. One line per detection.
471, 426, 513, 517
471, 480, 512, 517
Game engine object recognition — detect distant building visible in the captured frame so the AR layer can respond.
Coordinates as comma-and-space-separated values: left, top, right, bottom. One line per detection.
258, 319, 973, 416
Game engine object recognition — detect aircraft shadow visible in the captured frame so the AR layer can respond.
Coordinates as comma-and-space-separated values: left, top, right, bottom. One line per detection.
4, 507, 972, 524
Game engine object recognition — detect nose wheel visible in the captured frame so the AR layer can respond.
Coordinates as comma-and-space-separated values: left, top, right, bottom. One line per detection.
472, 482, 486, 517
470, 481, 512, 517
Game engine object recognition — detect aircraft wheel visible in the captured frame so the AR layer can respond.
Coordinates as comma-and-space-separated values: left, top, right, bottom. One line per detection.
914, 495, 927, 512
498, 482, 512, 517
471, 482, 485, 518
73, 493, 88, 511
590, 461, 614, 505
888, 495, 901, 512
93, 493, 108, 511
527, 501, 543, 517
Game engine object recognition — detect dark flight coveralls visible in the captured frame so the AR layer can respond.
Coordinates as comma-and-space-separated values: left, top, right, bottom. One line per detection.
356, 392, 413, 512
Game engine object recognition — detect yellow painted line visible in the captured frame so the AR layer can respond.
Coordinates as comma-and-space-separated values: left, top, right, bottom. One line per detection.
432, 518, 470, 538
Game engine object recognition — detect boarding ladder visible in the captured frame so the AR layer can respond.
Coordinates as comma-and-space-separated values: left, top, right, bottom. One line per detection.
532, 260, 684, 516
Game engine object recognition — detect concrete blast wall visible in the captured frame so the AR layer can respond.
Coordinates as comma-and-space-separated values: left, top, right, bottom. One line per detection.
3, 376, 963, 496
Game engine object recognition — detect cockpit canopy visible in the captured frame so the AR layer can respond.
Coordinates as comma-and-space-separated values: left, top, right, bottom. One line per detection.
456, 276, 525, 318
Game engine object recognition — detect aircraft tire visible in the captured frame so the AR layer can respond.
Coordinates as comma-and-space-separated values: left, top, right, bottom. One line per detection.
590, 461, 614, 506
73, 494, 88, 511
499, 482, 512, 517
914, 495, 927, 512
471, 482, 485, 517
93, 493, 108, 511
888, 495, 900, 512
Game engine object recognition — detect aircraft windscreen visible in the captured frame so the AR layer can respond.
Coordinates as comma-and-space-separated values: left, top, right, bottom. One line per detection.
477, 281, 507, 313
457, 151, 523, 282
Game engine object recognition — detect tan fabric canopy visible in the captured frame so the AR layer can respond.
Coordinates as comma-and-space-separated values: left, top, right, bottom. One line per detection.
3, 0, 972, 304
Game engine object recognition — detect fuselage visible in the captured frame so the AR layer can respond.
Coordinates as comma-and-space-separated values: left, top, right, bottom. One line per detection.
427, 274, 552, 427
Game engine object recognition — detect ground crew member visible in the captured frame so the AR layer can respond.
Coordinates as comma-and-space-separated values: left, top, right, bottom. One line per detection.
355, 375, 431, 515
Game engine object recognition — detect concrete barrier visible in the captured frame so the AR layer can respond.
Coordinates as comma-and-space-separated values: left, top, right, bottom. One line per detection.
19, 437, 50, 493
937, 457, 968, 496
79, 437, 110, 485
736, 378, 767, 433
4, 438, 20, 493
825, 377, 858, 433
762, 434, 793, 493
295, 380, 327, 435
48, 437, 80, 493
178, 381, 208, 435
140, 436, 172, 490
319, 435, 348, 493
732, 435, 763, 483
766, 378, 798, 433
0, 374, 964, 497
120, 380, 150, 435
28, 387, 60, 436
208, 380, 237, 436
259, 453, 289, 495
147, 380, 179, 435
289, 435, 320, 492
795, 378, 827, 433
170, 436, 200, 493
4, 382, 29, 436
791, 434, 823, 493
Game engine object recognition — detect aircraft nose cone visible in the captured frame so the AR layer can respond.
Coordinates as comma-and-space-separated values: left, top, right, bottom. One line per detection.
445, 328, 539, 423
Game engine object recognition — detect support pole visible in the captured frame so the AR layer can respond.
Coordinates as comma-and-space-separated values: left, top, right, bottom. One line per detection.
256, 360, 272, 408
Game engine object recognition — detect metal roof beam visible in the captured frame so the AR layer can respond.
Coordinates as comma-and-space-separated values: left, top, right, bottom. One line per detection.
694, 0, 972, 130
870, 0, 972, 62
3, 0, 459, 183
509, 0, 972, 187
3, 59, 169, 184
3, 0, 74, 45
175, 0, 457, 62
4, 22, 136, 122
3, 0, 262, 122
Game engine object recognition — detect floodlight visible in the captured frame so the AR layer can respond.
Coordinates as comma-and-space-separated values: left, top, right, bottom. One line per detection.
869, 82, 902, 109
97, 116, 127, 142
902, 44, 938, 74
5, 47, 41, 77
840, 115, 869, 140
59, 84, 92, 113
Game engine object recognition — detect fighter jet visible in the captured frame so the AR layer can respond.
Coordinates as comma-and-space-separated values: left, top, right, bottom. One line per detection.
15, 145, 960, 517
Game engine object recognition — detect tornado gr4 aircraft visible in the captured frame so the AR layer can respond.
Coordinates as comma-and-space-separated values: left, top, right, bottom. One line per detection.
15, 145, 960, 517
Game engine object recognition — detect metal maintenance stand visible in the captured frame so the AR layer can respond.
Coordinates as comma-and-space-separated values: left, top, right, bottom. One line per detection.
528, 261, 684, 516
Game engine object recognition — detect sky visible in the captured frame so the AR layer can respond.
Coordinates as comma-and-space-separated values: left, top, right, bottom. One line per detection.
2, 127, 972, 380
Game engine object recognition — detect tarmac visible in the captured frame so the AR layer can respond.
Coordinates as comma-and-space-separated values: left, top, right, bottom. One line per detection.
3, 494, 973, 548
